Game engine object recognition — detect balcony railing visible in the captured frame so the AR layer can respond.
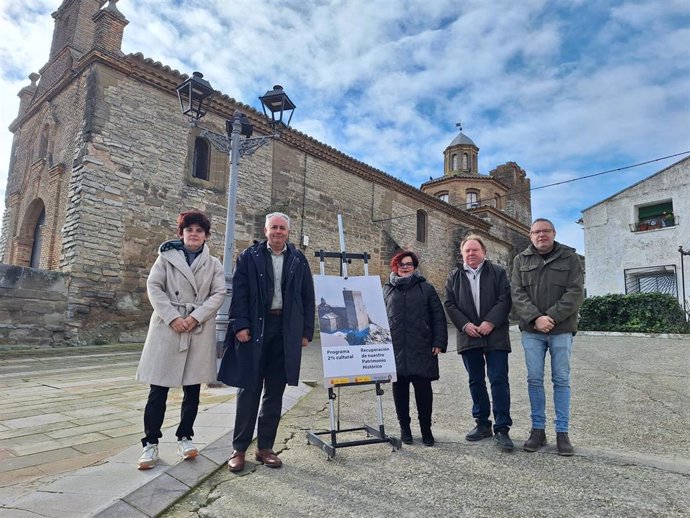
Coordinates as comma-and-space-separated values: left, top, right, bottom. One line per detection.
630, 215, 678, 232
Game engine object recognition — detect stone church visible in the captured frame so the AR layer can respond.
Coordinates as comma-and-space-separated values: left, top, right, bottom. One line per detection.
0, 0, 531, 345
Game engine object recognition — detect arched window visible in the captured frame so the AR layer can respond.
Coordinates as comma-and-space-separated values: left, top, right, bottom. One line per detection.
451, 154, 458, 170
435, 191, 449, 203
495, 194, 501, 209
466, 190, 479, 209
462, 153, 469, 170
192, 137, 210, 180
416, 209, 427, 243
30, 208, 46, 268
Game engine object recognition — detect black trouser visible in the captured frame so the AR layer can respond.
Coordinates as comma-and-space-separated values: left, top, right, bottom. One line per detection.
392, 374, 433, 430
233, 313, 287, 452
141, 384, 200, 447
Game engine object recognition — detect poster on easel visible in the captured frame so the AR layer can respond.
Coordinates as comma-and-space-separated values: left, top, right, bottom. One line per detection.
314, 275, 397, 386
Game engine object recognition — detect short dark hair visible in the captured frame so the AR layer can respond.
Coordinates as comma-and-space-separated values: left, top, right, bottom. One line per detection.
531, 218, 555, 230
390, 250, 419, 273
177, 210, 211, 236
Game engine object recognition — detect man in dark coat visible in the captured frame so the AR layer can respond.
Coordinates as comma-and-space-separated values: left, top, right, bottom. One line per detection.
511, 218, 583, 456
218, 212, 315, 471
444, 234, 513, 451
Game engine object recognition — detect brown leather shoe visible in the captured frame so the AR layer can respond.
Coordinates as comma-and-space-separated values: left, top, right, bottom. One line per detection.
227, 450, 245, 472
254, 449, 282, 468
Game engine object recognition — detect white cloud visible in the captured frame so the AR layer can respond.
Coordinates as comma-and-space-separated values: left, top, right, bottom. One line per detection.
0, 0, 688, 256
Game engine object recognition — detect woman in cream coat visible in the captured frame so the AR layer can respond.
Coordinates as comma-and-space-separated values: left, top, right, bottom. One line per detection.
135, 210, 225, 469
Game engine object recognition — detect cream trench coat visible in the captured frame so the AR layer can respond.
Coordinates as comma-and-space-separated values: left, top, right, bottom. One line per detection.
136, 241, 225, 387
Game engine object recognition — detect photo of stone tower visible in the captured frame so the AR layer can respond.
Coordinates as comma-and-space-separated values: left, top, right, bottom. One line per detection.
343, 289, 369, 332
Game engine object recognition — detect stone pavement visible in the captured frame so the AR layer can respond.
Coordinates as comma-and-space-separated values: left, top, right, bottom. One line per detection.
1, 330, 689, 517
162, 330, 690, 518
0, 344, 313, 517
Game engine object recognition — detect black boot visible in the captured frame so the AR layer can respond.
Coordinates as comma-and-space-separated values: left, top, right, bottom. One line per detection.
400, 422, 413, 445
556, 432, 574, 456
465, 422, 493, 441
523, 429, 546, 452
421, 426, 435, 447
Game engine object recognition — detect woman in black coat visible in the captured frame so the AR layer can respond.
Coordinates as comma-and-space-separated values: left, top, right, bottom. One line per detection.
383, 250, 447, 446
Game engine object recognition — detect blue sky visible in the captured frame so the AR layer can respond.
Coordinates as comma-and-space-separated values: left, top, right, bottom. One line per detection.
1, 0, 689, 253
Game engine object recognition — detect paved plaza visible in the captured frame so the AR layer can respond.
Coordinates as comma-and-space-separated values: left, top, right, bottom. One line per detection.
0, 345, 311, 517
0, 330, 689, 517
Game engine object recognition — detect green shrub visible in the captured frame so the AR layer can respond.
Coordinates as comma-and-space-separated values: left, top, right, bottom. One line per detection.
579, 292, 687, 333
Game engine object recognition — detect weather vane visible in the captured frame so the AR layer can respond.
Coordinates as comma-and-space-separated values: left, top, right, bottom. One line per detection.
456, 121, 462, 132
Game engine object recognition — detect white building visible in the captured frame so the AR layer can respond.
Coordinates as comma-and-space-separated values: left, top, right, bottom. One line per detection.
581, 156, 690, 309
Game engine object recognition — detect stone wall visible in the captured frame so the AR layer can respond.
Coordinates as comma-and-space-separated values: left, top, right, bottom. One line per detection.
0, 265, 68, 346
490, 162, 532, 227
1, 53, 515, 345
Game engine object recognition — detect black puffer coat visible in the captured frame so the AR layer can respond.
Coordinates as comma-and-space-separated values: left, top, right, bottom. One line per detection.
383, 272, 448, 380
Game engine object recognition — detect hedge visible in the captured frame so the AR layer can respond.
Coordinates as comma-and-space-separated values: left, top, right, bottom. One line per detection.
578, 292, 688, 333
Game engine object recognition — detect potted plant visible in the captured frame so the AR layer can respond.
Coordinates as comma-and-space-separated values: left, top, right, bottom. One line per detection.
663, 212, 675, 227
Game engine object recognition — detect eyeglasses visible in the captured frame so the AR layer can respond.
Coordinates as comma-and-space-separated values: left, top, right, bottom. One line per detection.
399, 262, 415, 268
530, 229, 554, 235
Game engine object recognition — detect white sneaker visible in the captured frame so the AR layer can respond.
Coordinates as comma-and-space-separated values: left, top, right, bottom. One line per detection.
177, 438, 198, 459
138, 443, 159, 470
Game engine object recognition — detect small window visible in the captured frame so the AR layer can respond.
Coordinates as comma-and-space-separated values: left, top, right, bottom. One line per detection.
624, 265, 677, 296
416, 209, 427, 243
494, 194, 501, 209
461, 153, 469, 170
192, 137, 210, 180
435, 191, 449, 203
451, 154, 458, 170
635, 201, 674, 231
466, 190, 479, 209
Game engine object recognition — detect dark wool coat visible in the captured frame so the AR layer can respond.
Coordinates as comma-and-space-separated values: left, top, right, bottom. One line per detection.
383, 273, 448, 380
444, 260, 512, 354
217, 241, 315, 389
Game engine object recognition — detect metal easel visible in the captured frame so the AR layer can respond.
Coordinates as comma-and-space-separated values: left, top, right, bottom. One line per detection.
306, 214, 402, 458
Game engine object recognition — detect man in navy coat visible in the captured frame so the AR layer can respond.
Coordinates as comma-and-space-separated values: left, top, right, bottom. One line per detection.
219, 212, 315, 471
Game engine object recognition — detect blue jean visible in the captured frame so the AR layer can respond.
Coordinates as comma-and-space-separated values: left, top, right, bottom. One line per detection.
521, 332, 573, 433
461, 348, 512, 432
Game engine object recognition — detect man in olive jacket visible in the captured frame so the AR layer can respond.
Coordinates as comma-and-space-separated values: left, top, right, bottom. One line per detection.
445, 235, 513, 451
511, 218, 584, 456
218, 212, 315, 472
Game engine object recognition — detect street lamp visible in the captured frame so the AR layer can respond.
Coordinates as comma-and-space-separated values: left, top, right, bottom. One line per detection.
680, 246, 690, 321
175, 71, 296, 346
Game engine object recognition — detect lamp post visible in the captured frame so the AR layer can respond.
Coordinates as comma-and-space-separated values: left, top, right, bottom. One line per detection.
175, 71, 296, 347
680, 246, 690, 321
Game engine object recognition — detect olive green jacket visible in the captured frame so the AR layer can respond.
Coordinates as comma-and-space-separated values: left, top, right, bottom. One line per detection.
510, 241, 584, 335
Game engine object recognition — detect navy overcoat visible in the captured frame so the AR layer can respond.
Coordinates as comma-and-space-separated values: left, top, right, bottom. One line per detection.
218, 241, 315, 388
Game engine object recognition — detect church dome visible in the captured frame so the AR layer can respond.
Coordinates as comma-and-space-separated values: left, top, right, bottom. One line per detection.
448, 132, 476, 147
